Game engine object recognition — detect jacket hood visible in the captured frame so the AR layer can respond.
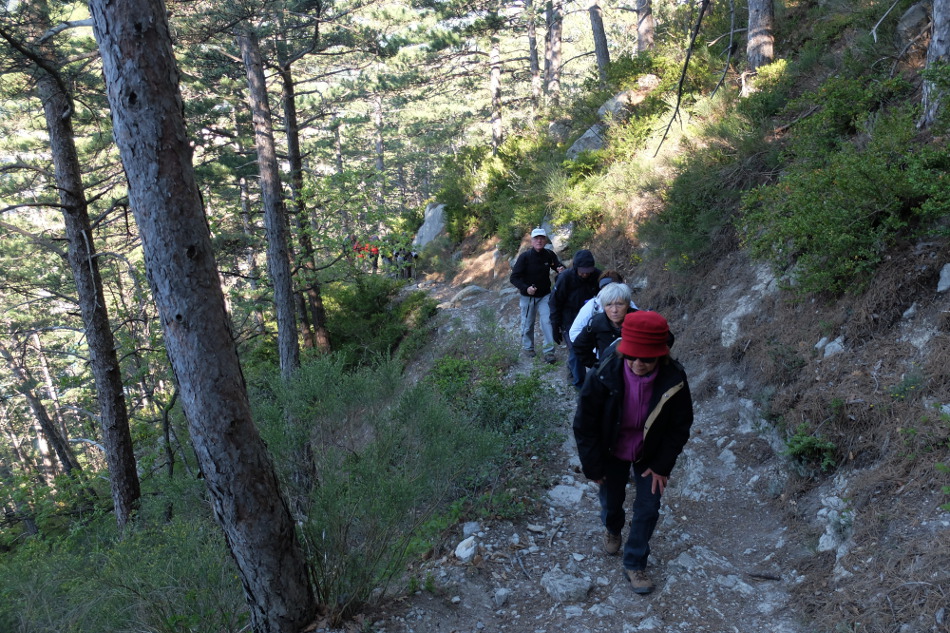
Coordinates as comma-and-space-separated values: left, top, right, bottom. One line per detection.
573, 249, 596, 273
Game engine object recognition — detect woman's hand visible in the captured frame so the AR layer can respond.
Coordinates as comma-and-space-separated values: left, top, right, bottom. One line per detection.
642, 468, 668, 495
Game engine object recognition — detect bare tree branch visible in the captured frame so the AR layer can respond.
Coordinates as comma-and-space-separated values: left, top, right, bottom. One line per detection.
655, 0, 711, 157
711, 0, 737, 98
37, 19, 95, 44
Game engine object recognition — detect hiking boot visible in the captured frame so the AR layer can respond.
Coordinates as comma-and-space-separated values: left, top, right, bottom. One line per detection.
522, 348, 536, 358
603, 530, 621, 556
543, 352, 556, 364
624, 568, 655, 594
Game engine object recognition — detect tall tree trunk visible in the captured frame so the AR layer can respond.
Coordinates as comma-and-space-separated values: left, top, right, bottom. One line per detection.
746, 0, 774, 72
279, 62, 331, 352
636, 0, 655, 52
32, 333, 69, 439
237, 29, 300, 381
333, 114, 345, 175
87, 3, 317, 632
589, 2, 610, 85
526, 0, 542, 109
0, 455, 39, 536
545, 0, 563, 101
922, 0, 950, 127
490, 40, 504, 153
0, 338, 81, 476
29, 1, 140, 528
373, 94, 385, 175
239, 178, 267, 333
1, 406, 45, 486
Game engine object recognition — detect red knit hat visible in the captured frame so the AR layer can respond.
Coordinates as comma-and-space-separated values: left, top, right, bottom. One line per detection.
617, 311, 670, 358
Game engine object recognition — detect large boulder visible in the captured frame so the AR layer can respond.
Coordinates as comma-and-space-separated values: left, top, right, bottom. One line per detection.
548, 119, 573, 143
565, 123, 606, 160
413, 202, 446, 248
597, 74, 660, 121
565, 74, 660, 159
896, 2, 932, 50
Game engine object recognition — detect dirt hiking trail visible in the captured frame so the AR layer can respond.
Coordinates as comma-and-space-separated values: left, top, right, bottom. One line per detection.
357, 273, 812, 633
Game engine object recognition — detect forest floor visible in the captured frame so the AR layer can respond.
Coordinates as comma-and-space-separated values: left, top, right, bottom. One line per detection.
341, 247, 820, 633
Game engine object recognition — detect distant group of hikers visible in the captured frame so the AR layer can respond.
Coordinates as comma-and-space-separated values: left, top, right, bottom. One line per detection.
349, 235, 418, 279
509, 226, 694, 596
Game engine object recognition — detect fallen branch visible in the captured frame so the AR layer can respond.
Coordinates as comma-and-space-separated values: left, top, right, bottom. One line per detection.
773, 105, 820, 134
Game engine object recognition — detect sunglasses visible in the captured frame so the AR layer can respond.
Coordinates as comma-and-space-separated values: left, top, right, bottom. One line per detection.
627, 356, 659, 364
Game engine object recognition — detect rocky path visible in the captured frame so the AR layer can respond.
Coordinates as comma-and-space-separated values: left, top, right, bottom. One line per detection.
363, 280, 811, 633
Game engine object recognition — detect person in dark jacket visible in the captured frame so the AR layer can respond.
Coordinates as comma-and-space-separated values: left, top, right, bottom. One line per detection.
550, 249, 601, 387
572, 282, 633, 368
573, 310, 694, 595
509, 227, 565, 361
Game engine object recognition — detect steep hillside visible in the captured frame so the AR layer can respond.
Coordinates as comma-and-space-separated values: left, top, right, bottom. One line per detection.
376, 230, 949, 633
630, 229, 950, 632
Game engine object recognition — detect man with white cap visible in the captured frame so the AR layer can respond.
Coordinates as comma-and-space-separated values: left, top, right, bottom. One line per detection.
509, 227, 565, 362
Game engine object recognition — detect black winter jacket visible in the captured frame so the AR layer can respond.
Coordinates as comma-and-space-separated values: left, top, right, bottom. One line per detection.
549, 250, 600, 332
573, 344, 693, 481
509, 247, 564, 298
572, 311, 622, 368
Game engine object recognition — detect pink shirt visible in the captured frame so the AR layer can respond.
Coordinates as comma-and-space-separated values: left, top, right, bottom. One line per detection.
612, 363, 657, 462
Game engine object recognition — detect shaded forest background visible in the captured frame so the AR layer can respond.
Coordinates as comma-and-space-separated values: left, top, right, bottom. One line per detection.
0, 0, 948, 631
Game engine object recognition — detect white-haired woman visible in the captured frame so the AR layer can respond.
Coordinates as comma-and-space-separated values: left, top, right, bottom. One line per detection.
573, 282, 634, 368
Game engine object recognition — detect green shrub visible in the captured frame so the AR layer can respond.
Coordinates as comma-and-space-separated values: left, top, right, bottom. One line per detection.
0, 515, 245, 633
784, 423, 838, 472
322, 275, 436, 367
739, 105, 950, 294
889, 371, 924, 401
295, 382, 502, 619
254, 350, 536, 622
738, 59, 795, 122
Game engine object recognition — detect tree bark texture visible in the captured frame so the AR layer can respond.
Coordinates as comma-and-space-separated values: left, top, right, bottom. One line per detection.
589, 3, 610, 84
490, 41, 504, 153
86, 3, 317, 632
31, 2, 140, 528
746, 0, 774, 71
238, 29, 301, 382
922, 0, 949, 127
636, 0, 654, 52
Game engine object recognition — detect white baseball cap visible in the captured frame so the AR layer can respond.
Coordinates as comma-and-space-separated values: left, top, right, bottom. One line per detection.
530, 227, 547, 239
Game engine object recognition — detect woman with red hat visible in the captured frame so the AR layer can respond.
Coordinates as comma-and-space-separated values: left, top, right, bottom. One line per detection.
572, 310, 694, 595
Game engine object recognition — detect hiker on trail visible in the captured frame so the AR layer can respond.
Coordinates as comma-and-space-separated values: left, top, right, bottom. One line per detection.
572, 282, 634, 368
549, 249, 601, 388
573, 310, 694, 595
569, 270, 636, 344
509, 227, 565, 362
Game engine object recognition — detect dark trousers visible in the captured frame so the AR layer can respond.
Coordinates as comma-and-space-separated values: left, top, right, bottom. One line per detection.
598, 456, 662, 571
564, 330, 586, 388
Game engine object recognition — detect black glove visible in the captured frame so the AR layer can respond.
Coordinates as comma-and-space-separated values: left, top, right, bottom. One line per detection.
553, 331, 563, 345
